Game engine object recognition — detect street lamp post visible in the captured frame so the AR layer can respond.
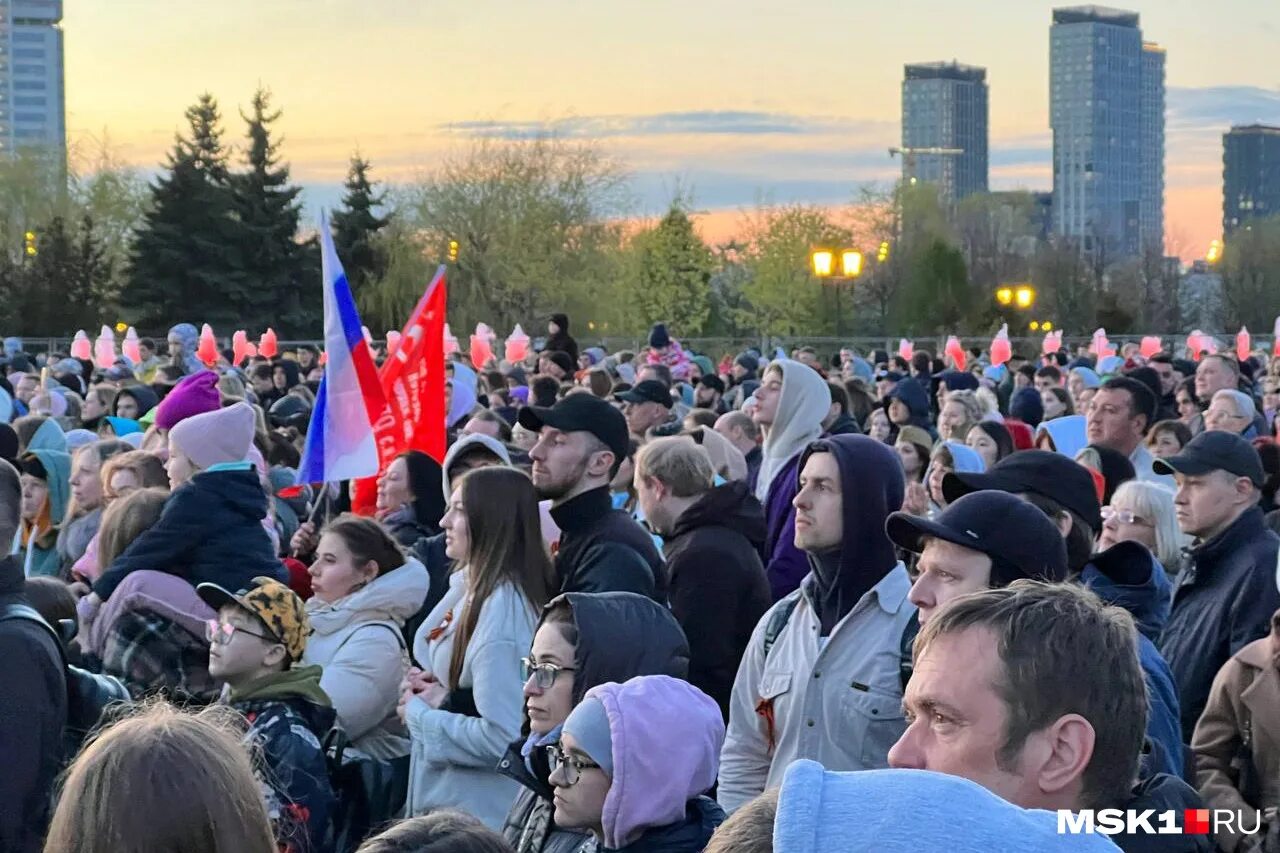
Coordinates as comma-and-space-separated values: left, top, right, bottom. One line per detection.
811, 249, 863, 338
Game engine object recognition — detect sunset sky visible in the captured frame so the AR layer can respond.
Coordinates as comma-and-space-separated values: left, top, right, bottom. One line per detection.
65, 1, 1280, 258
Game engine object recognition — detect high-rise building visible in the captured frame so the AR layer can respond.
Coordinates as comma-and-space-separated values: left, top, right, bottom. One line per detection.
0, 0, 65, 155
1223, 124, 1280, 236
1050, 6, 1164, 257
901, 61, 989, 202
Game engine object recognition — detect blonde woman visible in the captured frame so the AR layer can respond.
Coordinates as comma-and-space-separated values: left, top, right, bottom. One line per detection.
1097, 480, 1188, 575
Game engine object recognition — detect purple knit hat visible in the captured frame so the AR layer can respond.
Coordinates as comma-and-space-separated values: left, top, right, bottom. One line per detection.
155, 370, 221, 431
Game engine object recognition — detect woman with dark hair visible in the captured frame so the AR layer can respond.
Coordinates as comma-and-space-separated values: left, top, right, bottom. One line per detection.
500, 593, 690, 853
404, 466, 556, 829
1147, 418, 1192, 460
301, 514, 429, 760
378, 450, 448, 546
965, 421, 1014, 469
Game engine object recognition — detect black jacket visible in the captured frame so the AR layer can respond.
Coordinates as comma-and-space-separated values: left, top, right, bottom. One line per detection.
543, 314, 580, 365
94, 468, 287, 600
551, 488, 666, 602
1110, 773, 1211, 853
744, 446, 762, 492
663, 482, 771, 720
499, 592, 689, 853
824, 412, 862, 436
610, 797, 724, 853
0, 555, 67, 853
1158, 506, 1280, 741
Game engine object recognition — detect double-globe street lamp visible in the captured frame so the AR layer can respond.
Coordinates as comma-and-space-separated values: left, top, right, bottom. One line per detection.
810, 249, 864, 338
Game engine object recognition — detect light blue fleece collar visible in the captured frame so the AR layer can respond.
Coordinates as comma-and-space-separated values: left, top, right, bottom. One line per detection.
204, 461, 254, 474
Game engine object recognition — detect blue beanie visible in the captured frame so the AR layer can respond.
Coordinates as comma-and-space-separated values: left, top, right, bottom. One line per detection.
1010, 387, 1044, 428
1070, 366, 1101, 389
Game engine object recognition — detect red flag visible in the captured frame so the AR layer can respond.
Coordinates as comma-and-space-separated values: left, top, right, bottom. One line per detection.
350, 267, 449, 515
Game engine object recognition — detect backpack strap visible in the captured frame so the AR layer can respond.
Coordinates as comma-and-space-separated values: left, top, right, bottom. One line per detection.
0, 601, 67, 668
761, 593, 801, 661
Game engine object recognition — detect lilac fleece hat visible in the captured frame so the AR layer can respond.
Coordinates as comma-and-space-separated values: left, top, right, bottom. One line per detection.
169, 401, 256, 470
155, 370, 221, 431
580, 675, 724, 849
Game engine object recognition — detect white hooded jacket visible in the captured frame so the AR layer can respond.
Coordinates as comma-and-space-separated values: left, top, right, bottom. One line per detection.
753, 359, 831, 504
301, 556, 430, 759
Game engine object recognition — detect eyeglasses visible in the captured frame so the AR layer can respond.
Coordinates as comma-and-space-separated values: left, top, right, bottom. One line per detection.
520, 657, 576, 690
546, 742, 600, 786
1100, 506, 1152, 526
205, 619, 280, 647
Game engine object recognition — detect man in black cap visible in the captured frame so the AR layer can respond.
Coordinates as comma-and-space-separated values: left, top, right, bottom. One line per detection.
519, 395, 666, 602
886, 491, 1068, 626
538, 350, 575, 382
942, 450, 1185, 781
1153, 431, 1280, 740
618, 379, 674, 442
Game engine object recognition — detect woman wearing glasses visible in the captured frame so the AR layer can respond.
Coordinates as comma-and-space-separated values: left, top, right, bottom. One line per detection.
404, 466, 556, 829
549, 674, 726, 853
499, 592, 690, 853
1097, 480, 1187, 577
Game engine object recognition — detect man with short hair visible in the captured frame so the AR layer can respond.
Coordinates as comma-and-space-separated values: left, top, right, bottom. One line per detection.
530, 375, 560, 409
715, 412, 762, 486
1086, 377, 1170, 485
1155, 431, 1280, 740
636, 363, 673, 388
635, 437, 770, 719
1150, 354, 1179, 408
1034, 365, 1063, 392
133, 337, 162, 384
462, 408, 513, 443
619, 379, 674, 441
1191, 354, 1265, 436
889, 581, 1208, 853
886, 491, 1068, 625
520, 394, 665, 601
719, 434, 914, 812
0, 458, 67, 852
822, 381, 860, 436
12, 373, 37, 411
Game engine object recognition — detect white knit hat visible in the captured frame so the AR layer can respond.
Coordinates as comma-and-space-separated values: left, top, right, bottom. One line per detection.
169, 401, 256, 470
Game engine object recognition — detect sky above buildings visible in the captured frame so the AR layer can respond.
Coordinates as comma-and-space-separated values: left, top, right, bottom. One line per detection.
66, 0, 1280, 257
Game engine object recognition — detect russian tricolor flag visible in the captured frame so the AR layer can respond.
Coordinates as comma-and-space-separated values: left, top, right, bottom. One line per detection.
295, 213, 387, 485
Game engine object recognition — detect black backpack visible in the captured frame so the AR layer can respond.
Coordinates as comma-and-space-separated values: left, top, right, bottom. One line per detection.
0, 602, 131, 756
760, 594, 920, 693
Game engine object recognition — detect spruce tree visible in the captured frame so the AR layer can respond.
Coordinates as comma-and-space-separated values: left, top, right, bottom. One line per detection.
123, 93, 246, 331
332, 154, 389, 295
231, 87, 315, 336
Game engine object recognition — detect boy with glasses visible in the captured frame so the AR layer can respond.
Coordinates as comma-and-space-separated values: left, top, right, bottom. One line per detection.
199, 576, 335, 853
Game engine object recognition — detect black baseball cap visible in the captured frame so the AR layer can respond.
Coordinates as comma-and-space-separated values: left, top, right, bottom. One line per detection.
617, 380, 674, 409
886, 491, 1068, 585
1153, 431, 1265, 488
943, 449, 1102, 532
518, 394, 630, 463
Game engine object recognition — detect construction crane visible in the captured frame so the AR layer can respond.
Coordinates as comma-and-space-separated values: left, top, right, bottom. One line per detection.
888, 146, 963, 186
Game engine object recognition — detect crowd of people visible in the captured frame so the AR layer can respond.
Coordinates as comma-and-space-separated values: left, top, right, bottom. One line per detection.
3, 318, 1280, 852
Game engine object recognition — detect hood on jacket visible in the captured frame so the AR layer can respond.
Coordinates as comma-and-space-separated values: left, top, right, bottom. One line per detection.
774, 760, 1123, 853
582, 675, 723, 850
669, 480, 766, 549
1081, 540, 1172, 641
549, 313, 570, 333
28, 448, 71, 526
231, 666, 337, 732
885, 377, 932, 428
104, 417, 143, 438
28, 418, 67, 453
306, 556, 429, 634
448, 361, 479, 428
798, 435, 905, 635
552, 591, 690, 708
754, 359, 829, 503
274, 359, 301, 390
167, 323, 204, 375
115, 385, 159, 418
440, 433, 512, 502
1036, 415, 1088, 459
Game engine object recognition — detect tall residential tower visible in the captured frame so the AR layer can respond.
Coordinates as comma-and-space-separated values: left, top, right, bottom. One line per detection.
0, 0, 65, 155
1050, 6, 1164, 257
1223, 125, 1280, 236
901, 61, 989, 202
